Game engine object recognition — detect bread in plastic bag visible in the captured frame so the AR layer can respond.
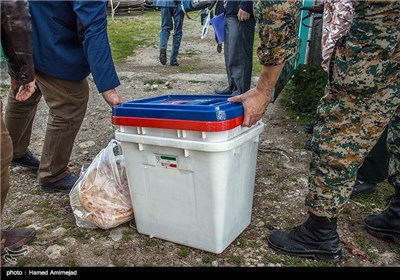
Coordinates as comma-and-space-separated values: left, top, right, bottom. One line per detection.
69, 140, 133, 229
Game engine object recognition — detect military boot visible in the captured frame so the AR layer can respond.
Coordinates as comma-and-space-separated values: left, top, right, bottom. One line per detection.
268, 212, 342, 262
364, 190, 400, 243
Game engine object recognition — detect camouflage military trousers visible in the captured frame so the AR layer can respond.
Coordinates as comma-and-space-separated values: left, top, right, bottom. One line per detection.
306, 2, 400, 218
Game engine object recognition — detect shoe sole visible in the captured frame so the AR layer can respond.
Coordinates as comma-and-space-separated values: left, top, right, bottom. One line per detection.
10, 162, 38, 171
267, 239, 342, 262
364, 222, 400, 243
40, 185, 72, 193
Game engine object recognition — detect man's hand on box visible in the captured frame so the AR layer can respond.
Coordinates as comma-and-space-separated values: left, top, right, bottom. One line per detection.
102, 89, 125, 107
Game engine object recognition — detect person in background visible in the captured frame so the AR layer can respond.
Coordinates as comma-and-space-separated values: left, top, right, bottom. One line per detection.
1, 0, 36, 254
214, 0, 255, 95
229, 0, 400, 261
5, 0, 124, 193
153, 0, 184, 66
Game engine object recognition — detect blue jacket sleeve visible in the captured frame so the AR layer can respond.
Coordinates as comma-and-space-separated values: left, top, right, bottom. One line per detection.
72, 1, 120, 93
239, 0, 253, 15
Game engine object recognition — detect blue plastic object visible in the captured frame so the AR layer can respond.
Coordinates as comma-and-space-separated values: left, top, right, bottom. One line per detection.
210, 13, 225, 44
112, 94, 243, 121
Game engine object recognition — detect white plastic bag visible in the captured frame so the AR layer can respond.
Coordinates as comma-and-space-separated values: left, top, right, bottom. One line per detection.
201, 12, 211, 39
69, 140, 133, 229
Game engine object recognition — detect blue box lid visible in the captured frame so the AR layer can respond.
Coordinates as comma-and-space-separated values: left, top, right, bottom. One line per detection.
112, 94, 243, 121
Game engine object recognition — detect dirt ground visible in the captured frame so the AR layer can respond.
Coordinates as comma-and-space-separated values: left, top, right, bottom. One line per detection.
1, 15, 399, 268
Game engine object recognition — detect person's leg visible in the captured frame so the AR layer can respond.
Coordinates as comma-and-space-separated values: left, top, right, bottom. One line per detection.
222, 16, 255, 94
364, 107, 400, 243
159, 7, 173, 65
1, 100, 12, 212
236, 17, 255, 93
170, 6, 184, 65
1, 100, 36, 254
222, 16, 236, 91
35, 71, 89, 186
351, 127, 389, 197
357, 126, 389, 184
5, 85, 41, 159
268, 3, 400, 261
306, 4, 400, 218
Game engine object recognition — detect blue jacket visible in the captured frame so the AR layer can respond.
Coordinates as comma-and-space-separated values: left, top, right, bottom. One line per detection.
225, 0, 253, 17
29, 0, 120, 93
153, 0, 178, 8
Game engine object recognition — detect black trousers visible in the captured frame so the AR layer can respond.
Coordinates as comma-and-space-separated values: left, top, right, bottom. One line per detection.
223, 16, 255, 94
357, 127, 389, 184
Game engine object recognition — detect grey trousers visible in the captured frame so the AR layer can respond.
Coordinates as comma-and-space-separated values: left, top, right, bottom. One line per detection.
224, 16, 255, 94
5, 71, 89, 183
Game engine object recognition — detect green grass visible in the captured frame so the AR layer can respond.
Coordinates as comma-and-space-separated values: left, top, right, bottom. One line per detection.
181, 49, 201, 57
143, 79, 166, 85
188, 80, 207, 84
293, 142, 306, 150
264, 253, 282, 264
30, 188, 44, 195
201, 254, 215, 264
62, 222, 74, 229
64, 257, 77, 267
228, 255, 243, 266
69, 228, 86, 239
342, 207, 351, 215
389, 243, 400, 261
354, 233, 380, 261
177, 247, 191, 258
18, 221, 33, 228
54, 239, 67, 246
352, 181, 394, 213
93, 248, 103, 257
114, 260, 127, 267
284, 256, 332, 267
39, 199, 50, 207
176, 65, 195, 72
107, 12, 160, 64
236, 237, 247, 248
14, 208, 26, 215
16, 257, 30, 267
144, 238, 158, 247
266, 192, 280, 202
122, 229, 133, 242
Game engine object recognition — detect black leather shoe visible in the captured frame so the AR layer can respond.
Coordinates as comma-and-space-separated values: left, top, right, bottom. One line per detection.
1, 227, 36, 255
214, 86, 232, 95
268, 212, 342, 262
304, 122, 315, 134
40, 173, 79, 193
364, 194, 400, 243
350, 180, 377, 198
217, 43, 222, 53
11, 150, 40, 171
159, 48, 167, 65
170, 60, 179, 66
